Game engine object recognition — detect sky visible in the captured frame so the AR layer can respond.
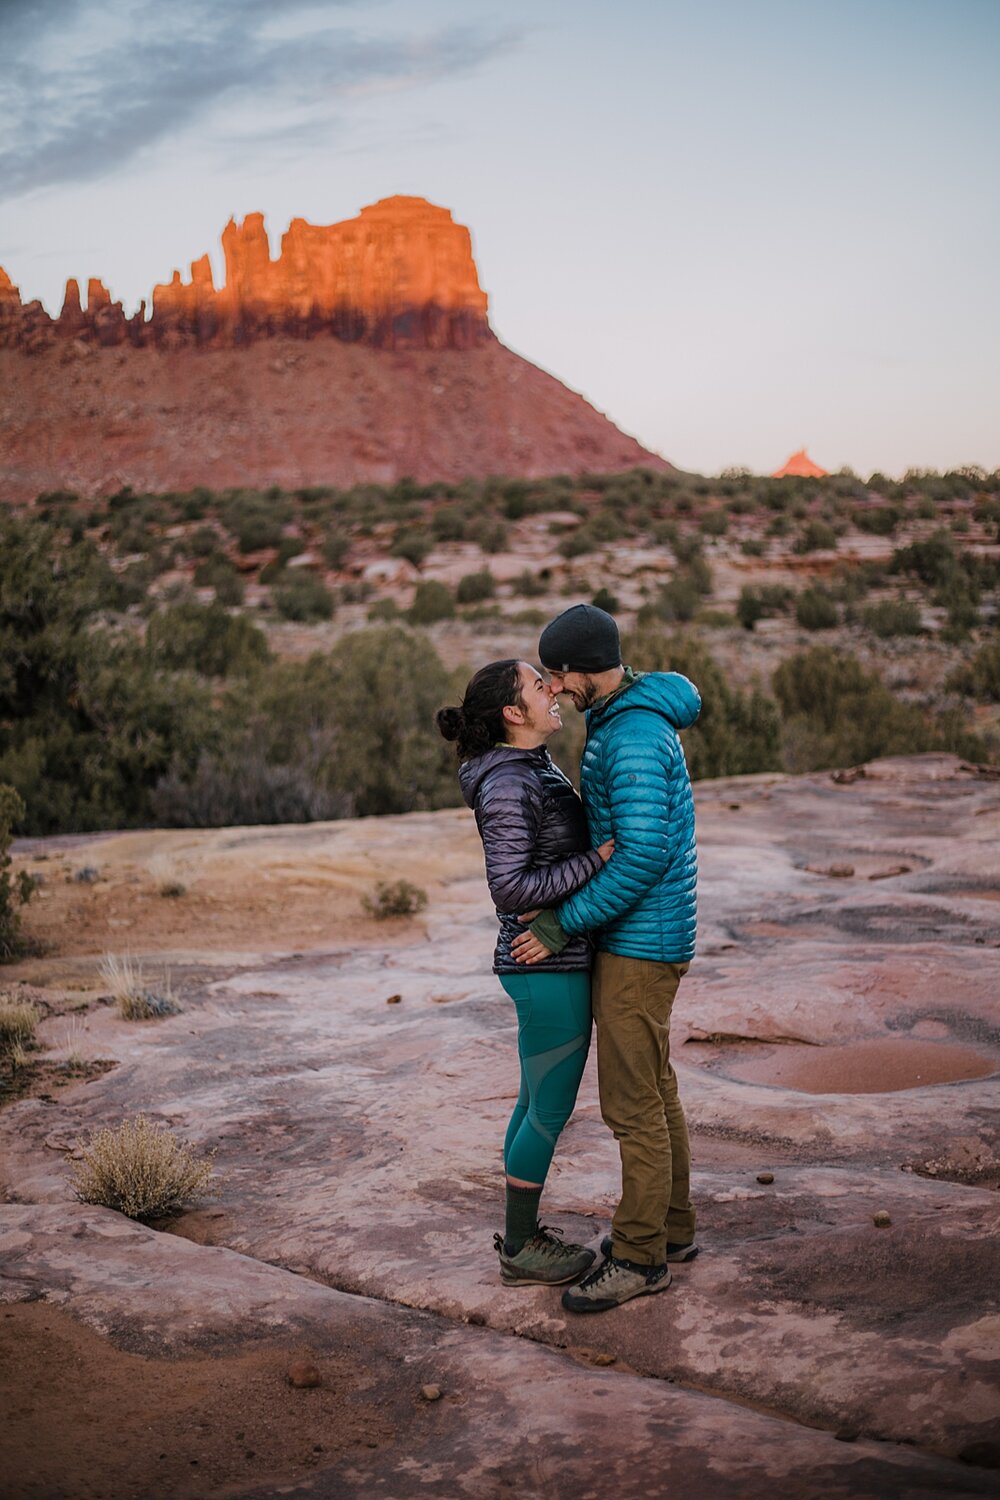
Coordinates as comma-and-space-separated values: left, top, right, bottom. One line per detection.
1, 0, 998, 476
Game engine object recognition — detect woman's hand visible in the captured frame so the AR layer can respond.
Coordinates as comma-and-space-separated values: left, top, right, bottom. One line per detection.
596, 838, 615, 864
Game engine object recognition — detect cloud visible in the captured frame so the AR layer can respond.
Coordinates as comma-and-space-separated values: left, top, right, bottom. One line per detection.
0, 0, 518, 201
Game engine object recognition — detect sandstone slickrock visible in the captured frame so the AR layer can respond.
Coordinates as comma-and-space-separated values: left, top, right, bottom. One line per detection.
2, 755, 998, 1496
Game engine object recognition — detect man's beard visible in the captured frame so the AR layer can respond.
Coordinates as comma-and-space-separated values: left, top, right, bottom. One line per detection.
568, 676, 600, 711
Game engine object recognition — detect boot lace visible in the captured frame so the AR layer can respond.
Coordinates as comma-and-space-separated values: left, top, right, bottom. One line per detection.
531, 1225, 579, 1259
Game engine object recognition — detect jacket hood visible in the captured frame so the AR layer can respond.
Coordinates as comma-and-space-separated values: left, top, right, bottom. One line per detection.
593, 671, 701, 731
458, 745, 549, 808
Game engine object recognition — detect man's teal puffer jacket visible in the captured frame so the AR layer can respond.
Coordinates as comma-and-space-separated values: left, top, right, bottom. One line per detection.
554, 671, 700, 962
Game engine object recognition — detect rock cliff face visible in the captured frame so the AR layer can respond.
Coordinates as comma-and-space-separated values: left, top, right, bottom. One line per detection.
0, 196, 669, 497
0, 196, 491, 353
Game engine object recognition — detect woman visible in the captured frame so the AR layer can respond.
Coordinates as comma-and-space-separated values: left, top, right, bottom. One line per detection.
437, 659, 613, 1286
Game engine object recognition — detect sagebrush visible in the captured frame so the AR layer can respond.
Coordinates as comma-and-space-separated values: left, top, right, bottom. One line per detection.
72, 1115, 216, 1219
363, 879, 429, 920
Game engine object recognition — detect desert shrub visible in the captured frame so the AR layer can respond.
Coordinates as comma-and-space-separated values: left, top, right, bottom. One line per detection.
151, 748, 346, 827
853, 505, 901, 535
0, 999, 39, 1051
592, 587, 619, 613
431, 507, 468, 542
408, 580, 455, 624
622, 630, 781, 778
223, 494, 290, 554
146, 602, 270, 676
456, 570, 496, 604
72, 1115, 215, 1220
392, 528, 431, 567
193, 555, 245, 605
740, 537, 766, 557
363, 879, 428, 920
471, 519, 507, 554
947, 639, 1000, 702
322, 533, 351, 569
650, 576, 701, 624
793, 520, 838, 554
795, 589, 839, 630
513, 569, 548, 598
367, 598, 400, 622
737, 584, 792, 630
188, 525, 220, 557
99, 954, 180, 1020
156, 631, 456, 826
771, 647, 983, 771
0, 785, 36, 960
699, 509, 729, 537
891, 530, 959, 589
273, 570, 335, 622
860, 598, 923, 637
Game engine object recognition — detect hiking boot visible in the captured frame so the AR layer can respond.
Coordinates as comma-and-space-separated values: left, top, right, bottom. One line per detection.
600, 1234, 699, 1264
562, 1253, 671, 1313
494, 1226, 596, 1287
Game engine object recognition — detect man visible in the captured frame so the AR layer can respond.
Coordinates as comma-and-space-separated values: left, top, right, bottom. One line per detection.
511, 603, 700, 1314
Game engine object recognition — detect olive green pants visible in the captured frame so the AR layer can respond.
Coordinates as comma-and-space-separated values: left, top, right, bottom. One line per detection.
593, 951, 695, 1266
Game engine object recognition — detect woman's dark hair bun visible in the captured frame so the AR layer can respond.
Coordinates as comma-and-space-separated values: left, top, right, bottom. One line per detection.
436, 705, 465, 742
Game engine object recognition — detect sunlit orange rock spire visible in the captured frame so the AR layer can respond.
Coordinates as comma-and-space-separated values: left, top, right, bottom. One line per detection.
0, 197, 492, 352
772, 449, 828, 478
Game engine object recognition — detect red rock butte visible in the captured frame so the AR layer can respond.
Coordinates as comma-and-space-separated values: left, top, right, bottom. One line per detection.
0, 197, 492, 353
0, 196, 670, 498
772, 449, 828, 479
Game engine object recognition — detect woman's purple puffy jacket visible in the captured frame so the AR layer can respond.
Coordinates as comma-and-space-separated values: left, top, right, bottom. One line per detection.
459, 745, 601, 974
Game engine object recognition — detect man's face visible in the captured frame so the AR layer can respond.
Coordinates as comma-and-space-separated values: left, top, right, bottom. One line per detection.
545, 669, 601, 713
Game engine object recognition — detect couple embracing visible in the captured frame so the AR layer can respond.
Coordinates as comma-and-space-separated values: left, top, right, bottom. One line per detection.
436, 604, 700, 1315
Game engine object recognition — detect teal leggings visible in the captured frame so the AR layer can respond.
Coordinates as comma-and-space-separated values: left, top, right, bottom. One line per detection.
499, 971, 592, 1185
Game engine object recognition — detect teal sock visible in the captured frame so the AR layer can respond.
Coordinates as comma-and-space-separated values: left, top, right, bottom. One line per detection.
504, 1184, 542, 1254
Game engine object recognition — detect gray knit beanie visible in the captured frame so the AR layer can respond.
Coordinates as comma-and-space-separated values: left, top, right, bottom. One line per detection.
538, 604, 621, 673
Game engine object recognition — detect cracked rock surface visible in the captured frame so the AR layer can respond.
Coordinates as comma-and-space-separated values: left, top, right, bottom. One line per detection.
2, 753, 999, 1497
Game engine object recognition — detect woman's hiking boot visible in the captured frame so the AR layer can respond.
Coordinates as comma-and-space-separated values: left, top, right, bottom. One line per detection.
494, 1226, 596, 1286
600, 1234, 699, 1264
562, 1253, 671, 1313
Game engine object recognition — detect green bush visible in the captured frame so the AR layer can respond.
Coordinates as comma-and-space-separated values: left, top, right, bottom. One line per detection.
772, 647, 983, 771
392, 528, 431, 567
622, 630, 781, 779
456, 571, 496, 604
0, 785, 35, 960
407, 580, 455, 624
272, 570, 335, 623
699, 509, 729, 537
592, 587, 619, 613
860, 598, 922, 637
193, 556, 245, 605
795, 589, 838, 631
947, 639, 1000, 702
363, 879, 428, 920
853, 505, 901, 536
146, 602, 270, 676
793, 520, 838, 554
737, 584, 792, 630
322, 533, 351, 570
513, 570, 548, 598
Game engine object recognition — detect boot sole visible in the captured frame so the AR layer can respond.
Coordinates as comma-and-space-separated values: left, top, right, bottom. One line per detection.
562, 1268, 673, 1313
500, 1267, 591, 1287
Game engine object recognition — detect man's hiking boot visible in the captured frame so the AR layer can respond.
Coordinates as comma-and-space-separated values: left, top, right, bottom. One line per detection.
600, 1234, 699, 1264
494, 1226, 596, 1287
562, 1253, 671, 1313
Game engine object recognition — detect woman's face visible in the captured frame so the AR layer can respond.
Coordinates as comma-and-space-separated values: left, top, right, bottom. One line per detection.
514, 662, 563, 739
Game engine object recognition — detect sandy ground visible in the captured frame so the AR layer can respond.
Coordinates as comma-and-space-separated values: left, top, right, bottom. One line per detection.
2, 754, 1000, 1498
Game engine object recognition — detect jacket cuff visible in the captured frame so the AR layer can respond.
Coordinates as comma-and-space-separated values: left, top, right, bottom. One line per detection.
530, 910, 570, 954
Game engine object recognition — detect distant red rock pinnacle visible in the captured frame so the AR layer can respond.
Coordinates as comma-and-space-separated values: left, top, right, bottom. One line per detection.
773, 449, 828, 479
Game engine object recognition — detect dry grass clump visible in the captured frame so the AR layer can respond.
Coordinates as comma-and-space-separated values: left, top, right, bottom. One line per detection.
72, 1115, 216, 1220
0, 1000, 40, 1053
99, 953, 180, 1020
362, 879, 428, 920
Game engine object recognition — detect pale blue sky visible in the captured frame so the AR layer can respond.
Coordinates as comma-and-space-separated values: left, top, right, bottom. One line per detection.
2, 0, 997, 475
